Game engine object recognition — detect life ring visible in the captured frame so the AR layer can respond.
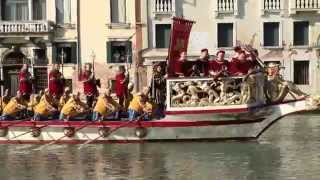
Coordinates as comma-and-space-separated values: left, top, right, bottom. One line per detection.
31, 127, 41, 137
64, 127, 75, 137
134, 127, 148, 138
98, 127, 111, 138
0, 127, 8, 137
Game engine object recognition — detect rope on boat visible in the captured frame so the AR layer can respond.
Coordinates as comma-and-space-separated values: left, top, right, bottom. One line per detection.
34, 121, 96, 151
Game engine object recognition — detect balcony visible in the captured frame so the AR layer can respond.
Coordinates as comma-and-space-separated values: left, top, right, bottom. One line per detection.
153, 0, 176, 17
214, 0, 239, 17
260, 0, 285, 15
290, 0, 320, 14
0, 21, 51, 35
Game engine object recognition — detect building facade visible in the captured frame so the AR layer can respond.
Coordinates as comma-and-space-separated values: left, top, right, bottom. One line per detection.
142, 0, 320, 94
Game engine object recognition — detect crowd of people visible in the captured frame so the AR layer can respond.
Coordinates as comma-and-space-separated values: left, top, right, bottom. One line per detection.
0, 63, 154, 121
0, 45, 291, 121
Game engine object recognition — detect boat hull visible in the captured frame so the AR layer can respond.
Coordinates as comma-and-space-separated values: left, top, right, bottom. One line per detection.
0, 99, 312, 144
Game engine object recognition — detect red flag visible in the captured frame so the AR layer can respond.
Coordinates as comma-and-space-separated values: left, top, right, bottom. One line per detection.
167, 17, 195, 77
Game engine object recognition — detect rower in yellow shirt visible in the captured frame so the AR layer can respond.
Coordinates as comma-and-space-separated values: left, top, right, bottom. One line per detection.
1, 91, 28, 120
33, 90, 58, 121
0, 89, 10, 114
128, 87, 153, 121
59, 92, 89, 121
92, 88, 121, 121
59, 87, 71, 111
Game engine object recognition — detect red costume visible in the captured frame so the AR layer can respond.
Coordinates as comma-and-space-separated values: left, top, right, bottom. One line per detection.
81, 71, 98, 96
49, 70, 64, 97
18, 70, 32, 95
115, 72, 127, 97
209, 59, 230, 77
229, 58, 255, 75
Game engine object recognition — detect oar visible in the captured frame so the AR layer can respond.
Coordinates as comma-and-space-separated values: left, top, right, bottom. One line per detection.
34, 121, 96, 151
10, 124, 49, 140
78, 119, 139, 149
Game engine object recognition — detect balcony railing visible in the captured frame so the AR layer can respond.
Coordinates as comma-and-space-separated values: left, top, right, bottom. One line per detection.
153, 0, 175, 15
0, 21, 50, 34
264, 0, 281, 10
290, 0, 320, 14
214, 0, 239, 17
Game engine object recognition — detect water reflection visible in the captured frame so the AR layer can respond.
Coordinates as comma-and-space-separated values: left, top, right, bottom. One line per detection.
0, 114, 319, 180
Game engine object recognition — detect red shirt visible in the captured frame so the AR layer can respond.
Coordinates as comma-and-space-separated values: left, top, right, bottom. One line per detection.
82, 71, 98, 96
19, 70, 32, 95
115, 73, 127, 97
229, 58, 254, 75
49, 70, 64, 97
209, 59, 229, 74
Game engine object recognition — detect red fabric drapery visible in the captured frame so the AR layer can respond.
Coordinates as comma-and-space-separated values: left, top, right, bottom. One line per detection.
167, 17, 195, 77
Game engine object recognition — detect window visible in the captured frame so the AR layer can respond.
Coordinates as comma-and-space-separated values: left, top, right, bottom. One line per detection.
1, 0, 29, 21
263, 22, 279, 47
106, 41, 132, 63
155, 24, 171, 48
294, 21, 309, 46
33, 0, 46, 20
294, 61, 309, 85
33, 48, 48, 65
34, 67, 48, 92
54, 42, 77, 64
56, 0, 71, 24
110, 0, 126, 23
218, 23, 233, 48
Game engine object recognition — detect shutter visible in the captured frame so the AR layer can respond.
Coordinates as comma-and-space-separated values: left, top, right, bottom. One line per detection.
106, 41, 112, 63
126, 41, 132, 63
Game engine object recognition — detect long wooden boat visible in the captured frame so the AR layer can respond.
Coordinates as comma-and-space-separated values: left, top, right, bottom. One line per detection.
0, 76, 318, 144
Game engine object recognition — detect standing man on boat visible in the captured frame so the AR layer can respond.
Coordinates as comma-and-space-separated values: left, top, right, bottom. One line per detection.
115, 66, 129, 109
19, 64, 33, 101
1, 91, 28, 120
81, 63, 99, 108
49, 64, 65, 99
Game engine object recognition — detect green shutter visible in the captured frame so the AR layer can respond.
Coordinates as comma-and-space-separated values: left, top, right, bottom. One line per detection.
126, 41, 132, 63
106, 41, 112, 63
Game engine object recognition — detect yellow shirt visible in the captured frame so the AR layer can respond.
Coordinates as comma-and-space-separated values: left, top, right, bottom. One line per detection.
3, 97, 27, 116
61, 97, 85, 117
0, 98, 8, 112
128, 95, 152, 113
34, 95, 55, 116
28, 96, 40, 111
59, 95, 70, 110
93, 96, 120, 116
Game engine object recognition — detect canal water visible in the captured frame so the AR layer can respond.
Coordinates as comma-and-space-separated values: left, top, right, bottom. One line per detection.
0, 114, 319, 180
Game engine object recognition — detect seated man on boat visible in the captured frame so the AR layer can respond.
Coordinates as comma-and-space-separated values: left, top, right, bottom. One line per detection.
92, 88, 121, 121
33, 89, 59, 121
59, 92, 89, 121
128, 87, 153, 121
59, 87, 71, 111
0, 89, 10, 114
1, 91, 28, 120
196, 48, 210, 76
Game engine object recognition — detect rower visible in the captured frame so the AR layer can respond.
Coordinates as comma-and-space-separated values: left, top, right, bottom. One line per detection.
0, 89, 10, 114
128, 87, 153, 121
33, 90, 58, 121
92, 88, 121, 121
1, 91, 28, 120
59, 87, 71, 111
59, 92, 89, 121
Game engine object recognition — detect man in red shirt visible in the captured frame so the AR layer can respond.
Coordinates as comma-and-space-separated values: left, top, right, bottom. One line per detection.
81, 63, 99, 108
18, 64, 33, 101
209, 50, 229, 78
115, 66, 128, 108
49, 64, 65, 99
229, 50, 255, 76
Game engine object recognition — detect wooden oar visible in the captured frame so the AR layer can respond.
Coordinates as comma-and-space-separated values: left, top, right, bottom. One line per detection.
78, 119, 139, 149
10, 124, 49, 140
34, 121, 96, 151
